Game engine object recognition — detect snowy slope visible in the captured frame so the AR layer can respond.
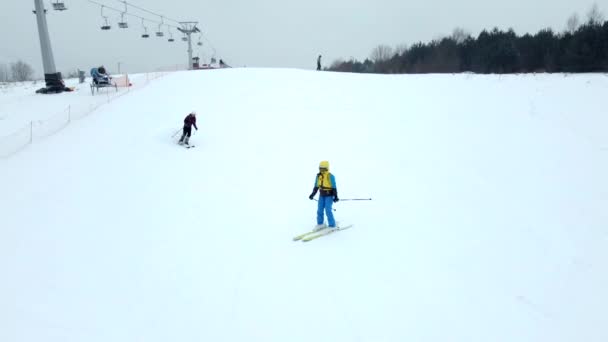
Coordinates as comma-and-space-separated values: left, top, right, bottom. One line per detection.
0, 72, 168, 136
1, 69, 607, 342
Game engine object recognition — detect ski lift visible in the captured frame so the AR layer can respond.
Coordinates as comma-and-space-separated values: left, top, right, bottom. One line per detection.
156, 16, 164, 37
141, 18, 149, 38
52, 1, 67, 11
101, 18, 111, 30
100, 6, 111, 30
197, 35, 203, 46
167, 28, 174, 42
118, 13, 128, 28
118, 2, 128, 28
181, 34, 188, 42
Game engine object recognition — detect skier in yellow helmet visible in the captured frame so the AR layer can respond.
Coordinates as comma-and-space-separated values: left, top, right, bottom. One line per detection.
308, 160, 339, 230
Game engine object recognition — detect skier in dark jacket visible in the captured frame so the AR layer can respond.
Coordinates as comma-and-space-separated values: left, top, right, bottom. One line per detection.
317, 55, 322, 71
178, 112, 198, 145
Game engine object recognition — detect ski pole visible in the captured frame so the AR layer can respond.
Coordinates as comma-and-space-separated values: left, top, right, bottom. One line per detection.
339, 198, 372, 201
171, 128, 181, 138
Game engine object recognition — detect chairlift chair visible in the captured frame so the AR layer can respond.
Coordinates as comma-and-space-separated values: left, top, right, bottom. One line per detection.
118, 14, 128, 28
156, 24, 164, 37
118, 2, 128, 28
141, 19, 149, 38
100, 6, 111, 30
52, 1, 67, 11
101, 18, 111, 30
156, 17, 164, 37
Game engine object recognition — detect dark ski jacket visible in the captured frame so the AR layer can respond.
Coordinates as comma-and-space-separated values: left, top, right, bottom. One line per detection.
184, 114, 198, 129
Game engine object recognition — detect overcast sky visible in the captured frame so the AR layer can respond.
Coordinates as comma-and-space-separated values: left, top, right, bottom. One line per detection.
0, 0, 606, 77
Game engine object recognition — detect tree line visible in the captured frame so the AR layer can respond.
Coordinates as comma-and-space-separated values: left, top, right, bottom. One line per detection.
328, 5, 608, 74
0, 60, 34, 83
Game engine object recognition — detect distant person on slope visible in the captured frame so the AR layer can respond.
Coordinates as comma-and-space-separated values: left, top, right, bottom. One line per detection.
317, 55, 322, 71
178, 111, 198, 145
308, 160, 339, 230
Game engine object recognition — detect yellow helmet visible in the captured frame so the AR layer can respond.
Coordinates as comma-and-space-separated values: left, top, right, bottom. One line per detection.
319, 160, 329, 170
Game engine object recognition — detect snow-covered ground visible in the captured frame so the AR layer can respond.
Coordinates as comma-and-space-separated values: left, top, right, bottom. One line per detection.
1, 69, 607, 342
0, 72, 169, 149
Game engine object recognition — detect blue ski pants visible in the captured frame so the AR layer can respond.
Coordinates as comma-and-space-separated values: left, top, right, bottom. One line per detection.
317, 195, 336, 227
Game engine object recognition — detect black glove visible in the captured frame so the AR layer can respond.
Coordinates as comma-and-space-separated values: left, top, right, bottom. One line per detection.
309, 187, 318, 200
333, 196, 339, 203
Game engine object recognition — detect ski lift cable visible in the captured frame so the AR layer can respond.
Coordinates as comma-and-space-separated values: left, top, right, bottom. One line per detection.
120, 1, 127, 18
118, 0, 127, 15
88, 0, 181, 30
110, 0, 182, 25
199, 33, 216, 51
92, 0, 215, 45
117, 1, 128, 28
201, 35, 220, 58
189, 29, 223, 62
90, 0, 226, 59
100, 5, 112, 30
89, 0, 178, 29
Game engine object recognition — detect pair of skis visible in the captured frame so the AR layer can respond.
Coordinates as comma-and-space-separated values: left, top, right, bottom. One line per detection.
293, 224, 353, 242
